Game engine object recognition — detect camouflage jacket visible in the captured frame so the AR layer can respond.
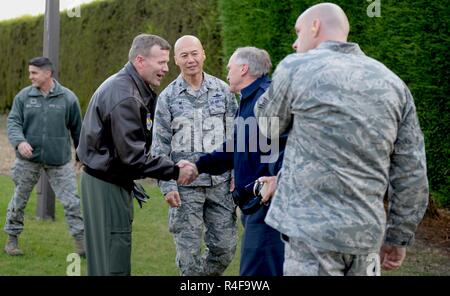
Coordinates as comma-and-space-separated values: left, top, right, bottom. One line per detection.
151, 73, 237, 195
255, 41, 429, 254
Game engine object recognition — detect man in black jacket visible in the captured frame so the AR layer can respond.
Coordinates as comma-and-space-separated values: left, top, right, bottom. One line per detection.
77, 34, 197, 276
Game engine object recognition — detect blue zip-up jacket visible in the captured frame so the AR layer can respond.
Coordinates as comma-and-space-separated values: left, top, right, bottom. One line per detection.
196, 75, 288, 276
196, 75, 287, 199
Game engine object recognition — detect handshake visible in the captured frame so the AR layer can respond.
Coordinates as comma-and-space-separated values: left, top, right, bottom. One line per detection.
164, 160, 198, 208
176, 160, 199, 185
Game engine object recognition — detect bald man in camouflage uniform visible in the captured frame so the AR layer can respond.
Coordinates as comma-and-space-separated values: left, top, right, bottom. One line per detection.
255, 3, 429, 276
151, 35, 238, 276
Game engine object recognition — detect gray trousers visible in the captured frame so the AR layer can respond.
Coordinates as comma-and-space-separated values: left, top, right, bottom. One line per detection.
4, 158, 84, 239
283, 236, 381, 276
169, 182, 237, 276
80, 171, 133, 276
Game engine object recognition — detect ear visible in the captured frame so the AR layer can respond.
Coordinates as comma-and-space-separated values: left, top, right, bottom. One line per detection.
45, 69, 53, 78
241, 64, 249, 76
311, 19, 321, 38
174, 55, 179, 66
134, 55, 144, 69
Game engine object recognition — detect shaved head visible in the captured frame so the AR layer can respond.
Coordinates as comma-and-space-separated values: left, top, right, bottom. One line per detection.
293, 3, 350, 53
174, 35, 204, 56
300, 3, 349, 36
173, 35, 206, 80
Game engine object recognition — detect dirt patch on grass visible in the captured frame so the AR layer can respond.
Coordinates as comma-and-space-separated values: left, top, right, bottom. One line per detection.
415, 208, 450, 257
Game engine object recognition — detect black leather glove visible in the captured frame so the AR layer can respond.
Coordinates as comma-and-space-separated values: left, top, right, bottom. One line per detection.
132, 182, 150, 208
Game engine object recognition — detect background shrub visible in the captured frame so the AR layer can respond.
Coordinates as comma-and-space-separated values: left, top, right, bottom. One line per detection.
0, 0, 447, 204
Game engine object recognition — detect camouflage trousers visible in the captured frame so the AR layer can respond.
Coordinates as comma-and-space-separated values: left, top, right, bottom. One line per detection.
282, 236, 381, 276
4, 158, 84, 240
169, 182, 237, 276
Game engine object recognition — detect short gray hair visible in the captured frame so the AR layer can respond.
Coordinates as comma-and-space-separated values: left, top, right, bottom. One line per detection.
128, 34, 171, 61
233, 47, 272, 77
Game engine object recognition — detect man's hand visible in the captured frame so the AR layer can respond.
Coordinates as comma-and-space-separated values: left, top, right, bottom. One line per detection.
230, 176, 235, 192
177, 160, 198, 185
257, 176, 278, 204
379, 244, 407, 270
17, 141, 33, 158
165, 191, 181, 208
74, 161, 83, 173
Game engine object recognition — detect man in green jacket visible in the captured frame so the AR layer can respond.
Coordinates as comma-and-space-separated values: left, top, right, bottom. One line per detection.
4, 56, 84, 257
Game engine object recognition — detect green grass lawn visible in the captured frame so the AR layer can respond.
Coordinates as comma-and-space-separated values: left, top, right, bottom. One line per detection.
0, 175, 242, 275
1, 174, 448, 276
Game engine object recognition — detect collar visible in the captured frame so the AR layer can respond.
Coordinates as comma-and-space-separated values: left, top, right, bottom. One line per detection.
29, 79, 63, 98
40, 80, 55, 96
240, 75, 270, 100
175, 72, 213, 96
125, 62, 156, 102
316, 40, 365, 55
48, 80, 55, 93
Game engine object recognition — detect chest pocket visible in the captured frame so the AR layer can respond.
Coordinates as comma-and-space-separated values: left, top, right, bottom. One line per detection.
170, 98, 194, 118
48, 103, 66, 112
208, 95, 226, 116
24, 98, 42, 113
48, 100, 67, 123
23, 99, 43, 123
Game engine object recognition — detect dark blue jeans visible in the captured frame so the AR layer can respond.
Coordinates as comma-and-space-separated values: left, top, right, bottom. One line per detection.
239, 205, 284, 276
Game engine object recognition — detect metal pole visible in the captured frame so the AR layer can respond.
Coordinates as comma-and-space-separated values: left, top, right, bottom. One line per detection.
36, 0, 60, 220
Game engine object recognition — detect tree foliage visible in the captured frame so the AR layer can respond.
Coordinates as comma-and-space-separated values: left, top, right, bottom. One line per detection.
0, 0, 448, 204
0, 0, 222, 112
219, 0, 449, 204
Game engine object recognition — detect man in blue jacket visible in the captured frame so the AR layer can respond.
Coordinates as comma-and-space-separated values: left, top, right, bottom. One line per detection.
5, 56, 84, 256
181, 47, 287, 275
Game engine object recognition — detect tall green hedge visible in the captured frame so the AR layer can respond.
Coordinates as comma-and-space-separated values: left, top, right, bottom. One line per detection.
219, 0, 449, 204
0, 0, 223, 112
0, 0, 448, 204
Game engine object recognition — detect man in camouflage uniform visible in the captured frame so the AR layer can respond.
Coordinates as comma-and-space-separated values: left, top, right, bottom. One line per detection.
5, 57, 84, 256
151, 35, 238, 276
255, 3, 429, 276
